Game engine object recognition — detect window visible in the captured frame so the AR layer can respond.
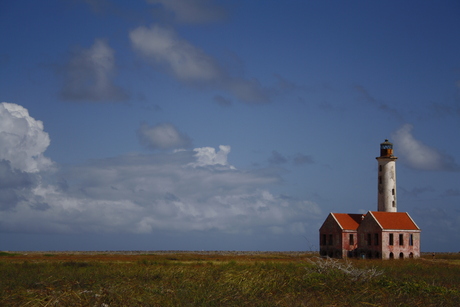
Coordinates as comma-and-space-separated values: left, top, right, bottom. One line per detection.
321, 234, 326, 246
392, 201, 395, 207
399, 234, 404, 246
374, 233, 379, 245
367, 233, 371, 246
409, 234, 414, 246
349, 234, 354, 245
392, 188, 395, 195
328, 234, 333, 246
389, 233, 394, 245
379, 165, 382, 172
379, 176, 382, 184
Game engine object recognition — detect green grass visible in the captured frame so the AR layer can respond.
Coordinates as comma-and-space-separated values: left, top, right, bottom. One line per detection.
0, 252, 20, 257
1, 252, 459, 306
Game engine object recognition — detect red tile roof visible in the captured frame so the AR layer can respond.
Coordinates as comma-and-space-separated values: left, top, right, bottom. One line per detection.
332, 213, 364, 230
370, 211, 420, 230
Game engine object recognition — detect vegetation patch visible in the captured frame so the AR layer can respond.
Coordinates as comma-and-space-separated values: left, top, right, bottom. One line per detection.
0, 252, 20, 257
1, 252, 459, 306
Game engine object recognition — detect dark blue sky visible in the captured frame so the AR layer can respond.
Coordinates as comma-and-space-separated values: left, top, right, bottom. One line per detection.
0, 0, 459, 252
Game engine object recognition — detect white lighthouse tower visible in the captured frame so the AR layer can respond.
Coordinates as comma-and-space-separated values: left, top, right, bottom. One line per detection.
376, 139, 397, 212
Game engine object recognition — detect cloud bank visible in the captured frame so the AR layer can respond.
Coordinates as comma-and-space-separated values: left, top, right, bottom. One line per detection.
0, 102, 321, 238
392, 124, 459, 171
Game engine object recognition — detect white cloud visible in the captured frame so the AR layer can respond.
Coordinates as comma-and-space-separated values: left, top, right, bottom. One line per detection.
130, 25, 221, 83
0, 102, 52, 173
190, 145, 235, 169
137, 122, 192, 150
148, 0, 227, 24
60, 39, 128, 102
129, 25, 269, 103
392, 124, 459, 171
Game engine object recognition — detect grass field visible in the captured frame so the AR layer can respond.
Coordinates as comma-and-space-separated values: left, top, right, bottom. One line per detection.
1, 251, 459, 306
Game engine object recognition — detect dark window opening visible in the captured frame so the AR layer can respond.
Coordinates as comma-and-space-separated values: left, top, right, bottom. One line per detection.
399, 234, 404, 246
374, 233, 379, 245
320, 234, 325, 245
379, 165, 382, 172
392, 188, 395, 195
349, 234, 354, 245
389, 233, 394, 245
367, 233, 371, 246
379, 176, 382, 184
409, 234, 414, 246
328, 234, 333, 246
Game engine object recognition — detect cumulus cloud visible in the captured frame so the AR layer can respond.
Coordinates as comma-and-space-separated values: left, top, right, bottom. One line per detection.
129, 25, 269, 103
190, 145, 235, 169
60, 39, 128, 102
137, 122, 192, 150
148, 0, 227, 24
392, 124, 460, 171
0, 102, 52, 173
0, 160, 37, 211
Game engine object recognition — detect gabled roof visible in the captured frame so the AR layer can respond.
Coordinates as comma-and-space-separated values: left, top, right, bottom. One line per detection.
331, 213, 364, 230
369, 211, 420, 230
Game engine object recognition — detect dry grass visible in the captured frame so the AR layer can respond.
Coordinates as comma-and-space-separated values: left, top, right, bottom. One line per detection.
1, 251, 459, 306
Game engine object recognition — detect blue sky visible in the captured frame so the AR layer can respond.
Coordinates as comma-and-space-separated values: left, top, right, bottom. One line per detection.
1, 0, 459, 252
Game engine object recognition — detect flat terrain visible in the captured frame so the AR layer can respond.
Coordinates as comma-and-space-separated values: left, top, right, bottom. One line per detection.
1, 251, 459, 306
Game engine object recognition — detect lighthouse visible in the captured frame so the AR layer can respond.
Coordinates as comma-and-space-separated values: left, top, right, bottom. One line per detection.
319, 139, 420, 259
376, 139, 397, 212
